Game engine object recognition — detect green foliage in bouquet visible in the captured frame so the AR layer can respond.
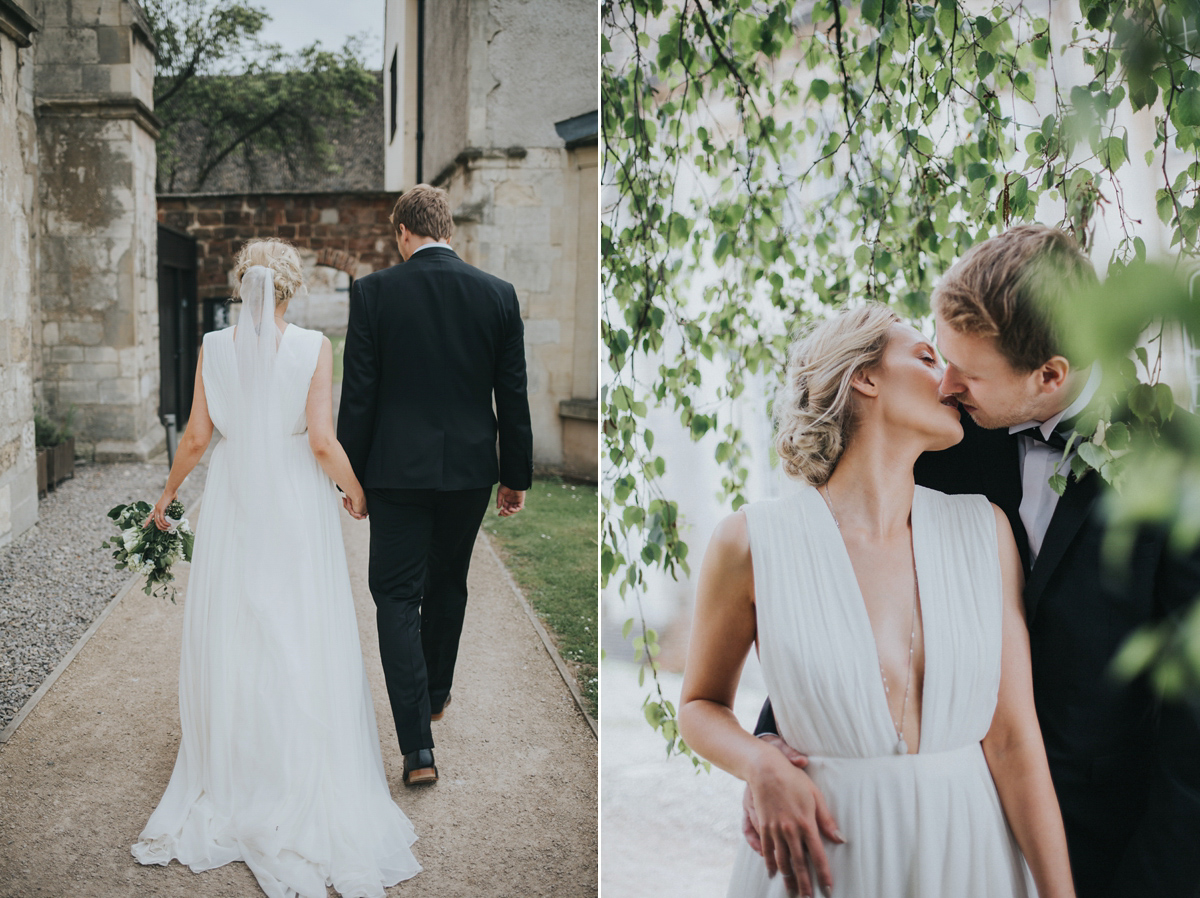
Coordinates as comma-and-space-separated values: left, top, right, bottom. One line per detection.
101, 499, 195, 603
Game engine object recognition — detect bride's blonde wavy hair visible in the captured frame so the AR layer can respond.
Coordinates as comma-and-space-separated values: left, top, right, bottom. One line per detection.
232, 239, 305, 306
774, 303, 900, 485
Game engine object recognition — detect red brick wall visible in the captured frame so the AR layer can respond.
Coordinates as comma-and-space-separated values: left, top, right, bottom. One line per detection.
157, 192, 400, 301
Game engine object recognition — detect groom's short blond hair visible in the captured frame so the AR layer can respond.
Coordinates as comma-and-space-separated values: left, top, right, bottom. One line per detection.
932, 225, 1097, 371
390, 184, 454, 241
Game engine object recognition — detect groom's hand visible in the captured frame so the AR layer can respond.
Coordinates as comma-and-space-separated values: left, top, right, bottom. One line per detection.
496, 486, 525, 517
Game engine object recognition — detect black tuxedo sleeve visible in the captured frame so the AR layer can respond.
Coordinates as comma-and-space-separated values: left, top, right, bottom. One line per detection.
1108, 545, 1200, 898
336, 279, 379, 485
754, 699, 778, 736
494, 286, 533, 491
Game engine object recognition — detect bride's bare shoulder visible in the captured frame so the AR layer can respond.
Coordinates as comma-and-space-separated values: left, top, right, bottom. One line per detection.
706, 510, 751, 566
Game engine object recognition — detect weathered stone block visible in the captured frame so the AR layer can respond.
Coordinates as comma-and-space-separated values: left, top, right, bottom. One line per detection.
98, 378, 139, 404
37, 27, 100, 66
50, 344, 84, 362
96, 26, 130, 64
70, 362, 119, 381
57, 380, 98, 404
36, 63, 84, 94
59, 321, 104, 345
84, 345, 120, 363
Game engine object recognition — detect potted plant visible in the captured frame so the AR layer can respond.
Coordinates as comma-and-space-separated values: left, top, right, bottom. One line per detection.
34, 406, 77, 493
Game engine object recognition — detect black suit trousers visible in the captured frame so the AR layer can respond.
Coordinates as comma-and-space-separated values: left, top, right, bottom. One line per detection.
366, 486, 492, 755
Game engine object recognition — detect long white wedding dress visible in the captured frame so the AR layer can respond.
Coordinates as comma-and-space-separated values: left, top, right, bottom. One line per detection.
728, 485, 1035, 897
132, 267, 421, 898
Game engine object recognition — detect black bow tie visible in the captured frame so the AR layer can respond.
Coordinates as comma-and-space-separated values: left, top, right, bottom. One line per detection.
1018, 425, 1071, 452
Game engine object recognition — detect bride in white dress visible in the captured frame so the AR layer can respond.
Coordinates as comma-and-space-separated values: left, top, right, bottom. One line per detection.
678, 305, 1076, 898
131, 239, 421, 898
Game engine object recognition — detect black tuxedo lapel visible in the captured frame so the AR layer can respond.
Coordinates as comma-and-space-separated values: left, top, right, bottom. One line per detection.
1024, 469, 1102, 621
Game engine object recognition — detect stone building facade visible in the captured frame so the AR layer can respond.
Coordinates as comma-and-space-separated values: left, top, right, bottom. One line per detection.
384, 0, 598, 480
0, 0, 162, 548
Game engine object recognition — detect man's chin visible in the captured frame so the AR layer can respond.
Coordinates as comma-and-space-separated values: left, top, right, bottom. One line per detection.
960, 405, 1014, 431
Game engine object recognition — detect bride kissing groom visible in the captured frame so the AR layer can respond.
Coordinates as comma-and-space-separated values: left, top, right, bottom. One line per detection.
680, 225, 1200, 898
132, 183, 533, 898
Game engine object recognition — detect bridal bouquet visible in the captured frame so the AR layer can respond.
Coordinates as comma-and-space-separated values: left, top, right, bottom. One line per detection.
101, 499, 195, 602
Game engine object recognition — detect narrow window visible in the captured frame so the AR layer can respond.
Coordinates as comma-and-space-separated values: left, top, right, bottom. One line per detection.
389, 48, 398, 143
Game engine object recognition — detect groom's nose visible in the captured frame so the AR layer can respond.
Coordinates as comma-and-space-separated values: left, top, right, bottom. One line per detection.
939, 364, 964, 397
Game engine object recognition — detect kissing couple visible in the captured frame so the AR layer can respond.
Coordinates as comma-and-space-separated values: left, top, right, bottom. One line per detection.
129, 184, 534, 898
679, 225, 1200, 898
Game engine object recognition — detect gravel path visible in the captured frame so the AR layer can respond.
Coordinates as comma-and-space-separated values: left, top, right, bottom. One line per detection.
0, 456, 207, 732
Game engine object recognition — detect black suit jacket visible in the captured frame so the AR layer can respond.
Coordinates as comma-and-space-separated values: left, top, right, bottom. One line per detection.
757, 412, 1200, 897
336, 246, 533, 491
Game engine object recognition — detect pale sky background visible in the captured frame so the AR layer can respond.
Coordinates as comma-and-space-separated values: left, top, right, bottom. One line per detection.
252, 0, 385, 68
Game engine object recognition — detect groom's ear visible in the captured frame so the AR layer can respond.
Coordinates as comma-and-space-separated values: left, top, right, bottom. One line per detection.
850, 366, 880, 398
1035, 356, 1070, 393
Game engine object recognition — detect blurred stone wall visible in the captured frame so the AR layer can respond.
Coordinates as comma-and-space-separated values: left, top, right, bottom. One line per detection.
0, 0, 40, 547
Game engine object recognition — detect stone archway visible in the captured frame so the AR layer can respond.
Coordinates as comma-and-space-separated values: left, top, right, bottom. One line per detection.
314, 247, 360, 277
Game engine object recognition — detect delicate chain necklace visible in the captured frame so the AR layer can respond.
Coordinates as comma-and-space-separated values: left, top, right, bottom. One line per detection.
821, 482, 919, 756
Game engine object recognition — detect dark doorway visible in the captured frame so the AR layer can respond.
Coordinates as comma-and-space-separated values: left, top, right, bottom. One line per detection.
157, 225, 199, 425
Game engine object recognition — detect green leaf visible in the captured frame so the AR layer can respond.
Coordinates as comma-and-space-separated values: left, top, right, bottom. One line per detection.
1049, 473, 1068, 495
1100, 134, 1126, 171
810, 79, 830, 102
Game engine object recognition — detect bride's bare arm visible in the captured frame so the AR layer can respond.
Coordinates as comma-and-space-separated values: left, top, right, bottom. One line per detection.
982, 504, 1076, 898
679, 511, 841, 898
307, 337, 366, 514
149, 348, 212, 529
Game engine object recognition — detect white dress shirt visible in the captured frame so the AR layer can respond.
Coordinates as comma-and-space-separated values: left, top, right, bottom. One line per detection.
1008, 364, 1102, 564
409, 241, 453, 255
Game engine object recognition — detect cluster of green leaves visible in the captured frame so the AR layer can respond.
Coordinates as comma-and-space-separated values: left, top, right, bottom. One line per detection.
603, 0, 1200, 759
33, 405, 75, 449
1056, 264, 1200, 699
144, 0, 378, 192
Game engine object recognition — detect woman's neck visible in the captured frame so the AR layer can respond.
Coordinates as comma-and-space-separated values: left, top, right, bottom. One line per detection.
823, 425, 922, 538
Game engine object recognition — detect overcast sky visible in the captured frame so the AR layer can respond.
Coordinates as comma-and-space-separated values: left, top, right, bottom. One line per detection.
252, 0, 385, 68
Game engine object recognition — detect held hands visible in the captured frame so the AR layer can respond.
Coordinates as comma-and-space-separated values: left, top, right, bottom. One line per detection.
745, 735, 844, 897
496, 486, 525, 517
342, 492, 368, 520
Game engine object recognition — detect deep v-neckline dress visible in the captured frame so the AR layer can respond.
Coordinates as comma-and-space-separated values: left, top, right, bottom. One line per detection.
728, 485, 1035, 897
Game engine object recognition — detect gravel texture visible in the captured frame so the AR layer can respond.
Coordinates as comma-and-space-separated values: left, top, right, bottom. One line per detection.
0, 457, 206, 732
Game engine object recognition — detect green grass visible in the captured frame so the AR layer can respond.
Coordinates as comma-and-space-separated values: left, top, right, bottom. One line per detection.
329, 335, 346, 384
483, 476, 598, 718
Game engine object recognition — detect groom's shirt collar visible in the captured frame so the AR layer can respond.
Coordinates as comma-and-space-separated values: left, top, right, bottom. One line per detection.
409, 241, 453, 256
1008, 362, 1102, 441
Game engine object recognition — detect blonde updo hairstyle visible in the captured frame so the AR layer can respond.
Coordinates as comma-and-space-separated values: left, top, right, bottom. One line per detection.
774, 303, 900, 486
232, 238, 305, 306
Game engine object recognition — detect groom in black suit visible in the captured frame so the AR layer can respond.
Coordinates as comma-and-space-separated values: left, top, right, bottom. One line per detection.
749, 226, 1200, 897
337, 184, 533, 785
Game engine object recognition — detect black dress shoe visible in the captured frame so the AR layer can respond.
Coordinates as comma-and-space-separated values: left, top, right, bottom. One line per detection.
431, 693, 452, 721
403, 749, 438, 786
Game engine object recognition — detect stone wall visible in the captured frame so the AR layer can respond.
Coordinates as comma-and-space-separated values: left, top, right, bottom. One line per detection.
34, 0, 163, 461
0, 0, 40, 548
156, 193, 402, 331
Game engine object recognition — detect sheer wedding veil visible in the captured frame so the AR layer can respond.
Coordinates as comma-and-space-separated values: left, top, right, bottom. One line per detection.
232, 264, 283, 517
